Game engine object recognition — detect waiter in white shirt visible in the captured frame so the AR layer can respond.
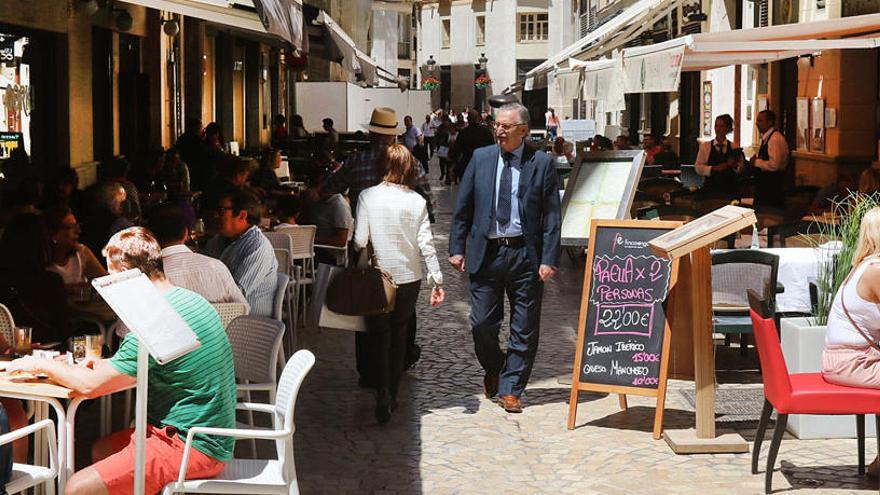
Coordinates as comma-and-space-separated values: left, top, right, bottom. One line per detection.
749, 109, 789, 208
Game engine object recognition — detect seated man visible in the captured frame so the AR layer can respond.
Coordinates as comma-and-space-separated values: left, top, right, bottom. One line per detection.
146, 203, 250, 308
204, 189, 278, 317
9, 227, 237, 495
274, 195, 301, 229
303, 171, 353, 265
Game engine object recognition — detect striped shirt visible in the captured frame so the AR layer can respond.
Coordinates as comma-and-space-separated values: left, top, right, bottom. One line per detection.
109, 287, 237, 460
161, 244, 250, 309
204, 226, 278, 317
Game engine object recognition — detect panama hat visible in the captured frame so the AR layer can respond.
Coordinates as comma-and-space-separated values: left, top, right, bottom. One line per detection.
365, 107, 402, 136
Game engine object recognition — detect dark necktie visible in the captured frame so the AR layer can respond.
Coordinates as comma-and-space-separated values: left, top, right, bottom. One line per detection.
496, 152, 515, 226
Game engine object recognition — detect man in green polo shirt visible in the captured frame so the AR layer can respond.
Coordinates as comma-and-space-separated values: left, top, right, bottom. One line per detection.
9, 227, 237, 495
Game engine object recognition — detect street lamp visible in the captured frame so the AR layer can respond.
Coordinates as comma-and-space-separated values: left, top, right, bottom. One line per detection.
478, 53, 488, 71
426, 55, 436, 74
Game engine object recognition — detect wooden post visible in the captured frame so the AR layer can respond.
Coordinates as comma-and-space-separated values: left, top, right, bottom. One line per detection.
691, 247, 716, 439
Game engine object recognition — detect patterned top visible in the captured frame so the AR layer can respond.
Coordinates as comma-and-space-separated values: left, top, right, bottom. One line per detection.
354, 182, 443, 286
324, 144, 435, 216
161, 244, 250, 309
204, 226, 278, 317
109, 287, 237, 460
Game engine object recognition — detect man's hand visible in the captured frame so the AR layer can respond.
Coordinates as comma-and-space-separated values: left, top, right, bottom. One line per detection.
7, 356, 44, 375
430, 286, 445, 307
538, 264, 557, 281
448, 255, 466, 273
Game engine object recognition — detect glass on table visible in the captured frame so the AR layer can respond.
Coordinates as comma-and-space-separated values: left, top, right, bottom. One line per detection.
71, 335, 87, 364
13, 326, 32, 356
86, 334, 104, 359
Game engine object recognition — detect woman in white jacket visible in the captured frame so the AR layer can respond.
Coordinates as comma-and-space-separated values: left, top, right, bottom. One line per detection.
354, 144, 445, 423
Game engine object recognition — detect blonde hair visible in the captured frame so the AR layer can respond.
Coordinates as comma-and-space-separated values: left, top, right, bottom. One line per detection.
102, 227, 165, 279
381, 144, 418, 189
853, 207, 880, 267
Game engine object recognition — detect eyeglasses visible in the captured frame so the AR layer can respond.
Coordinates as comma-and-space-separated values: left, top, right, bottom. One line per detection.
493, 122, 526, 131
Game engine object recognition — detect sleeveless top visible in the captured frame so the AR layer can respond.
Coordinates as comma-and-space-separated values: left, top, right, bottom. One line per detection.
826, 259, 880, 346
47, 248, 85, 285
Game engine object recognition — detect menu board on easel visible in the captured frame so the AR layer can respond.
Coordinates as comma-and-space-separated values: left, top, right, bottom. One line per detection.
567, 219, 681, 439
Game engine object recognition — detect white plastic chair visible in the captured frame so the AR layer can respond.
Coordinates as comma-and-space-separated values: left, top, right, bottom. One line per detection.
161, 349, 316, 495
3, 419, 58, 494
226, 315, 286, 457
275, 226, 316, 330
212, 302, 251, 330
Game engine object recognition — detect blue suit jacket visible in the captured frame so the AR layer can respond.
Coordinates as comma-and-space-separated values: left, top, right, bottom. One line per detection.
449, 143, 562, 274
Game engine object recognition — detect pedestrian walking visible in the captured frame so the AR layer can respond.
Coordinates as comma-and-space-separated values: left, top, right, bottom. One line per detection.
448, 103, 561, 413
451, 110, 495, 185
354, 144, 445, 423
545, 107, 560, 140
421, 114, 437, 159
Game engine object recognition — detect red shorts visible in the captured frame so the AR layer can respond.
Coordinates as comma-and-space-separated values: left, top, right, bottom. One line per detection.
91, 425, 225, 495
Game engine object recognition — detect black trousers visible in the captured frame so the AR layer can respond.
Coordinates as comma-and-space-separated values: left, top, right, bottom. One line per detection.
356, 305, 419, 384
366, 281, 422, 397
469, 243, 542, 398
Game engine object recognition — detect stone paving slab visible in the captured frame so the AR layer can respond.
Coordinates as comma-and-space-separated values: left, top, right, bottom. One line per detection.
293, 172, 875, 495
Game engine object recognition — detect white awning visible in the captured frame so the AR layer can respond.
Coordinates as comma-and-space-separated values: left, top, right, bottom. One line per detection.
526, 0, 679, 78
318, 10, 378, 85
122, 0, 268, 33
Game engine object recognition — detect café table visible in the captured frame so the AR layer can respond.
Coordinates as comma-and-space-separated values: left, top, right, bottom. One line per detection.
0, 371, 72, 495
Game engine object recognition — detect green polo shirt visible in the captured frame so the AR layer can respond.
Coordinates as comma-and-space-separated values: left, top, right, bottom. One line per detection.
109, 287, 237, 461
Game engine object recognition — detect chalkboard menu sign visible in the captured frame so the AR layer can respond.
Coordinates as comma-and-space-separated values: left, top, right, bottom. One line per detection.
581, 227, 672, 387
567, 219, 681, 438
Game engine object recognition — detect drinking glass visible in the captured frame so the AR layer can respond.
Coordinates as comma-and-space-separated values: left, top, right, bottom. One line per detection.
86, 334, 104, 359
13, 327, 32, 356
71, 336, 87, 364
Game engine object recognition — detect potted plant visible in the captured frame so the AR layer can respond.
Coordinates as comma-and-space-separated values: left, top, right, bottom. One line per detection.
780, 191, 880, 438
422, 76, 441, 91
474, 74, 492, 89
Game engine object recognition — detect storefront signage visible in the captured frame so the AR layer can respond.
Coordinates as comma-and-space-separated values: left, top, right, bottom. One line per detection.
622, 46, 684, 94
0, 39, 13, 63
3, 84, 29, 115
702, 81, 712, 136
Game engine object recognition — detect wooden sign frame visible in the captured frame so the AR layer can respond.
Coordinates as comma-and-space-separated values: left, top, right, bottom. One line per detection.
567, 219, 681, 440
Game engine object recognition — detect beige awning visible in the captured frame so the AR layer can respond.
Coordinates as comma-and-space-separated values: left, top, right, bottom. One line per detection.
318, 10, 378, 85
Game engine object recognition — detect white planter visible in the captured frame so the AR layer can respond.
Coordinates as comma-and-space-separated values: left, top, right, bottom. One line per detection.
780, 317, 876, 439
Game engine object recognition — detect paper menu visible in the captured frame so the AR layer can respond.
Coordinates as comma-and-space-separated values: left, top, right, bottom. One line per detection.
91, 269, 200, 365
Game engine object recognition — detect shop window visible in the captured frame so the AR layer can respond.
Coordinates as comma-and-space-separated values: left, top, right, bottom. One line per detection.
441, 18, 451, 48
398, 14, 412, 59
0, 33, 31, 158
519, 13, 549, 42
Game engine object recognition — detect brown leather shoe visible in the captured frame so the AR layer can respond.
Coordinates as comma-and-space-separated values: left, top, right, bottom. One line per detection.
497, 395, 522, 413
483, 373, 499, 398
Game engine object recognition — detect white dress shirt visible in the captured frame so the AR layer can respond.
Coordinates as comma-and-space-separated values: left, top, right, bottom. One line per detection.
694, 139, 735, 177
354, 182, 443, 287
754, 128, 789, 172
161, 244, 250, 309
491, 143, 524, 238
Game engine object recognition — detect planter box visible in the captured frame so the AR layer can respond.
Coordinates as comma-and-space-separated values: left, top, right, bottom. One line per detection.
780, 317, 875, 439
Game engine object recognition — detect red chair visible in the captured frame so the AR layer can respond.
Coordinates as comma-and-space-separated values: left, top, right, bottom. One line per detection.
747, 289, 880, 494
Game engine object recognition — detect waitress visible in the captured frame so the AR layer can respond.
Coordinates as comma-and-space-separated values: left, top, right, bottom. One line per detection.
695, 114, 743, 195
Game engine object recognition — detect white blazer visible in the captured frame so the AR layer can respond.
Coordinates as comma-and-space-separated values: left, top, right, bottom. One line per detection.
354, 182, 443, 286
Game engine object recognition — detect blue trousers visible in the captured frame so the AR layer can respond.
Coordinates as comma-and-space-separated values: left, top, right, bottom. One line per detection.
469, 243, 542, 398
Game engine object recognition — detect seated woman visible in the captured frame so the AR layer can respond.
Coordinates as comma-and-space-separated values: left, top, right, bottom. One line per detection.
44, 206, 108, 286
694, 114, 744, 196
823, 207, 880, 475
250, 149, 283, 198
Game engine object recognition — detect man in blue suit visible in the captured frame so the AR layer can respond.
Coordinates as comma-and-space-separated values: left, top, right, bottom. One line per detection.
449, 103, 562, 413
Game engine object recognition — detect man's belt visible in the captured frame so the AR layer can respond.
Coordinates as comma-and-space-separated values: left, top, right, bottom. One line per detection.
488, 236, 525, 248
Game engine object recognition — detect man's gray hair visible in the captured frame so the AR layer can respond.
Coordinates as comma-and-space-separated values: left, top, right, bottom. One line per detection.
498, 103, 530, 127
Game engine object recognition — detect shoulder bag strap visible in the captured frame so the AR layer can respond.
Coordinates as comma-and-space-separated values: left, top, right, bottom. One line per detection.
840, 264, 880, 352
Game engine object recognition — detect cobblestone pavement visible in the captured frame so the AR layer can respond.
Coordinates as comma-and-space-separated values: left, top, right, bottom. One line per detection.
293, 169, 876, 494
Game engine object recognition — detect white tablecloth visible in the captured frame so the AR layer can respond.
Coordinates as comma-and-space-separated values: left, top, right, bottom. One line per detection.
760, 248, 820, 313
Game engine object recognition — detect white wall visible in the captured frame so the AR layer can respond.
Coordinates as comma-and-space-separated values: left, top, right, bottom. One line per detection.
296, 82, 431, 133
547, 0, 576, 118
371, 9, 400, 86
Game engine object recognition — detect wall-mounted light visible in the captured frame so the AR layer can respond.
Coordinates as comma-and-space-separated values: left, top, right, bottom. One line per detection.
426, 55, 436, 74
478, 53, 488, 71
162, 19, 180, 37
114, 8, 133, 31
797, 54, 815, 69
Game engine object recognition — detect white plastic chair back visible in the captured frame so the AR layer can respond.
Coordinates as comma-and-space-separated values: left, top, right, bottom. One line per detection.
275, 225, 316, 261
211, 303, 250, 330
273, 249, 291, 275
263, 231, 295, 254
275, 349, 316, 435
272, 272, 290, 322
226, 316, 285, 384
0, 303, 14, 348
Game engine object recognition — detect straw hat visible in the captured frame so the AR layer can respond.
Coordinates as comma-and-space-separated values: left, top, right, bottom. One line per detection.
366, 107, 401, 136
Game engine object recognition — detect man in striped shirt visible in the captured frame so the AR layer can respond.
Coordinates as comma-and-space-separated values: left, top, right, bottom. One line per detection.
204, 189, 278, 317
8, 227, 237, 495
